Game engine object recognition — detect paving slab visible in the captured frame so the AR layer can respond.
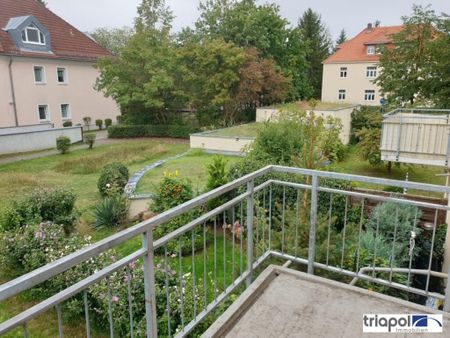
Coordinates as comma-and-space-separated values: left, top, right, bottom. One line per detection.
203, 265, 450, 338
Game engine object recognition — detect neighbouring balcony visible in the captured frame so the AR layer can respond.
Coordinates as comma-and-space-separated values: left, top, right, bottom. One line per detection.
1, 165, 450, 337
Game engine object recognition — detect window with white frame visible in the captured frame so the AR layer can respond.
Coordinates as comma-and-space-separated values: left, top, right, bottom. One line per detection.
21, 24, 45, 45
366, 66, 377, 78
38, 104, 49, 121
364, 90, 375, 101
367, 45, 375, 55
340, 67, 347, 78
60, 104, 70, 120
57, 67, 67, 84
338, 89, 346, 100
33, 66, 45, 83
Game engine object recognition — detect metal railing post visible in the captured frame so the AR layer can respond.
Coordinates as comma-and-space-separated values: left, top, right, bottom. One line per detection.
142, 228, 158, 338
307, 174, 318, 274
246, 180, 255, 287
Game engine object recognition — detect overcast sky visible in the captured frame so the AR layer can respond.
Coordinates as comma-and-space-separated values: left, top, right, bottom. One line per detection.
46, 0, 449, 40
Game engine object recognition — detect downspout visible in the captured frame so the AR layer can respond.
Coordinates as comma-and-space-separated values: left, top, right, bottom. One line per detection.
8, 56, 19, 126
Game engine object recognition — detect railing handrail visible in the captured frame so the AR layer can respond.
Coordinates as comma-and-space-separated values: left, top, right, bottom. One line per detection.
2, 164, 450, 302
383, 107, 450, 118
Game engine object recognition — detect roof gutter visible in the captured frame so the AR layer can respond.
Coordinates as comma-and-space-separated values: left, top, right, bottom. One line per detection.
8, 56, 19, 127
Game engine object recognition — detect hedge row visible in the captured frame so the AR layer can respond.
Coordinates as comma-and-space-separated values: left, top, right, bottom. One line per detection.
107, 124, 199, 138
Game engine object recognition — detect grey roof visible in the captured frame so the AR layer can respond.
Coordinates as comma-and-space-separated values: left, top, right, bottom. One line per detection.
3, 15, 31, 31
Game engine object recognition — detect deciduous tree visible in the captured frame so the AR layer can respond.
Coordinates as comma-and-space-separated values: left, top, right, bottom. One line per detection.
90, 26, 134, 54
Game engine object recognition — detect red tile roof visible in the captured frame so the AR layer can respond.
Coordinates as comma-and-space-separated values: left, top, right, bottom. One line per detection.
0, 0, 111, 61
324, 25, 403, 63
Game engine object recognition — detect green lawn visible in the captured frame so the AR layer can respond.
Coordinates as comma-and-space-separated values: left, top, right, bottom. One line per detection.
0, 139, 189, 229
330, 147, 447, 197
136, 150, 242, 193
205, 123, 261, 138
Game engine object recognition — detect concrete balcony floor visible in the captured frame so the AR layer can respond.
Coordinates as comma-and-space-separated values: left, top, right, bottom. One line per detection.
203, 266, 450, 338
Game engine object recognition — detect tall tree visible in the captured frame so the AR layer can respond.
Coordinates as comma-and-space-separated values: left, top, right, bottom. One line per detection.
336, 29, 347, 46
195, 0, 310, 99
297, 8, 332, 99
375, 5, 438, 105
90, 27, 134, 54
135, 0, 173, 33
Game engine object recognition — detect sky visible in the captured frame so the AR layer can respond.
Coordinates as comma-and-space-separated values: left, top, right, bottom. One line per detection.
45, 0, 450, 40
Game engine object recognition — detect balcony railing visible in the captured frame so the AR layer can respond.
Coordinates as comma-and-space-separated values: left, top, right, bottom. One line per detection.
1, 165, 450, 337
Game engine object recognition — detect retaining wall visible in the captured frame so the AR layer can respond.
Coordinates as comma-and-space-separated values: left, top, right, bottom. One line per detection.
0, 123, 53, 135
190, 132, 253, 154
0, 126, 83, 154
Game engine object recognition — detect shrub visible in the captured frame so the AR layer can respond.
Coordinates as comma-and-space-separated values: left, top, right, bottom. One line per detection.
107, 124, 199, 138
104, 118, 112, 128
151, 176, 194, 213
62, 121, 73, 127
205, 156, 229, 210
92, 195, 128, 229
97, 162, 129, 196
95, 119, 103, 130
83, 116, 91, 131
56, 136, 71, 154
0, 187, 78, 234
84, 132, 96, 149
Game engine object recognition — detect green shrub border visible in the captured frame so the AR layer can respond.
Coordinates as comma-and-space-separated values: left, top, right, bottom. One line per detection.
107, 124, 199, 139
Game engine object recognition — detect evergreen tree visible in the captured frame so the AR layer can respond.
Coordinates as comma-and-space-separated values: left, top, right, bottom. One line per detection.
298, 8, 332, 99
336, 29, 347, 46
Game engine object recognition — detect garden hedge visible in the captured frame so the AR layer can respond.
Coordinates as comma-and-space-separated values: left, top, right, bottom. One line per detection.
107, 124, 199, 138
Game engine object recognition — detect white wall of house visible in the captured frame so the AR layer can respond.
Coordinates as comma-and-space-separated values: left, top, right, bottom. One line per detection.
0, 55, 120, 128
321, 62, 382, 106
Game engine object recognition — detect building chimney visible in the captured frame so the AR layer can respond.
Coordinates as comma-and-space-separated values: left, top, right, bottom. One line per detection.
367, 23, 373, 31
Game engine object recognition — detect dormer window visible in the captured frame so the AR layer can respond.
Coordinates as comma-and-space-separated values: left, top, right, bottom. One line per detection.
367, 45, 375, 55
21, 24, 45, 45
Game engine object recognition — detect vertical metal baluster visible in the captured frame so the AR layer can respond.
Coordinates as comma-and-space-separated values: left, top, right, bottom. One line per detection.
83, 290, 91, 338
126, 268, 134, 338
21, 323, 28, 338
340, 196, 349, 270
262, 190, 266, 253
240, 201, 243, 276
203, 221, 207, 307
292, 189, 299, 258
232, 205, 235, 285
372, 212, 380, 279
214, 217, 217, 301
389, 207, 400, 283
255, 193, 259, 259
355, 199, 365, 274
425, 210, 439, 294
223, 211, 227, 291
281, 186, 286, 254
307, 174, 319, 275
326, 194, 333, 266
191, 230, 197, 320
178, 238, 185, 329
246, 180, 255, 287
164, 245, 172, 337
269, 184, 272, 251
407, 209, 418, 288
107, 279, 114, 338
56, 304, 63, 338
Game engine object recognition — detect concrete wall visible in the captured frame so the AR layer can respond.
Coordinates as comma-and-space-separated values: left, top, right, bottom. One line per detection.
190, 133, 253, 154
255, 106, 355, 145
0, 55, 120, 128
0, 123, 52, 135
321, 62, 382, 106
0, 126, 82, 154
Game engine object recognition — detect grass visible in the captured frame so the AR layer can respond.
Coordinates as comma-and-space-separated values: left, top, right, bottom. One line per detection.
329, 146, 447, 197
205, 123, 261, 138
136, 150, 242, 194
0, 139, 189, 227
